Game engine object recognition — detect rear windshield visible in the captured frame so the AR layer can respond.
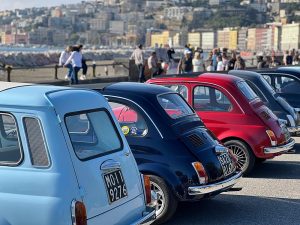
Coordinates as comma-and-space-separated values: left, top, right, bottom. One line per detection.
237, 81, 259, 101
260, 76, 276, 95
65, 110, 122, 160
157, 93, 194, 119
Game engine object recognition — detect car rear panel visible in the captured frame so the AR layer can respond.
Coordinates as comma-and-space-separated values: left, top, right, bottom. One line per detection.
250, 99, 290, 145
172, 116, 235, 183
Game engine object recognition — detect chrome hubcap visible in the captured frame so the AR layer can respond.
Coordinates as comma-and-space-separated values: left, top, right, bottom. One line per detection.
228, 144, 248, 172
150, 181, 165, 217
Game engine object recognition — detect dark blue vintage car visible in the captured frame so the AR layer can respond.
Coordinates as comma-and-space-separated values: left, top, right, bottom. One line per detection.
256, 67, 300, 108
78, 82, 242, 224
228, 70, 300, 135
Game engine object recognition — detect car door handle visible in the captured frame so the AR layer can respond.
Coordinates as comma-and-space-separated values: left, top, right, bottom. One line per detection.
101, 159, 121, 171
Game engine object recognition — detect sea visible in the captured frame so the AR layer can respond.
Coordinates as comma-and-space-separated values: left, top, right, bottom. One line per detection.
0, 45, 63, 53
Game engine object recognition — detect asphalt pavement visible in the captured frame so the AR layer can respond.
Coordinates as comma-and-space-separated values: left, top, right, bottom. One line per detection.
166, 137, 300, 225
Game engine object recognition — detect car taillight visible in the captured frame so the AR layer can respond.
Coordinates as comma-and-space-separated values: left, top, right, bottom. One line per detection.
71, 200, 87, 225
266, 130, 277, 146
143, 175, 152, 204
192, 162, 208, 185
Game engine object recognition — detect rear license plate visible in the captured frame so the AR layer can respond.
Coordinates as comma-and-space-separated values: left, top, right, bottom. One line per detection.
218, 153, 236, 177
103, 169, 128, 203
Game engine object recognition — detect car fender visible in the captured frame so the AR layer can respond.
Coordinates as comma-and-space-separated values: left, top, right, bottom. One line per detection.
138, 163, 189, 201
218, 127, 267, 158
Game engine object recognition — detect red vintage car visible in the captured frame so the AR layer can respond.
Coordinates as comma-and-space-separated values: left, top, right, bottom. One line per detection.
147, 73, 295, 174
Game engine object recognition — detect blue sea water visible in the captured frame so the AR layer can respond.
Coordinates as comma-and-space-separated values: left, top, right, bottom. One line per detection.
0, 45, 62, 52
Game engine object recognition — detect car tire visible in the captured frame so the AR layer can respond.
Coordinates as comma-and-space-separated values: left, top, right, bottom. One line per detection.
224, 139, 255, 175
149, 175, 178, 224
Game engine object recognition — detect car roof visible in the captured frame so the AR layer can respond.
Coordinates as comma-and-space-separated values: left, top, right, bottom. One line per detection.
100, 82, 175, 96
228, 70, 261, 80
150, 72, 244, 86
0, 82, 70, 108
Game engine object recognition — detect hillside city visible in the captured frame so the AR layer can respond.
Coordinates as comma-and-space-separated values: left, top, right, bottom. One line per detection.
0, 0, 299, 53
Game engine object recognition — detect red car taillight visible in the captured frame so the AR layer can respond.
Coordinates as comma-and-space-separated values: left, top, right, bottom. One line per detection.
266, 130, 277, 146
143, 175, 152, 204
192, 162, 208, 184
71, 200, 87, 225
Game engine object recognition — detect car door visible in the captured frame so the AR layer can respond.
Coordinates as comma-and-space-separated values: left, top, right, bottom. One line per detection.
190, 83, 243, 138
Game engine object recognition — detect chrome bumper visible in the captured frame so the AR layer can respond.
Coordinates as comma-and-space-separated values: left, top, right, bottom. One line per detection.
188, 171, 242, 196
287, 126, 300, 133
264, 138, 295, 154
132, 206, 156, 225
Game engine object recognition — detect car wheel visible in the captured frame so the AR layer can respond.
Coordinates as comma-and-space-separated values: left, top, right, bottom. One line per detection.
224, 140, 255, 175
149, 175, 178, 224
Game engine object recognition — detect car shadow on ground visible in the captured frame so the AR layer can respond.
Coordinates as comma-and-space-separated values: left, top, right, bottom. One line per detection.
248, 160, 300, 179
166, 195, 300, 225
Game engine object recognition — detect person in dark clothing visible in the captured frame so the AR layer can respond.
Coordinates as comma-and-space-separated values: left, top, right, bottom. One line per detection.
167, 48, 175, 62
178, 51, 193, 74
227, 53, 237, 70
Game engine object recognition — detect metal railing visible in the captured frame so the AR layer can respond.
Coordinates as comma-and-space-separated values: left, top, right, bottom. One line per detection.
0, 61, 129, 82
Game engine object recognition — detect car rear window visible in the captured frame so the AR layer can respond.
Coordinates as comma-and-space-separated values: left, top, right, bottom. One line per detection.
65, 110, 122, 160
237, 81, 259, 101
157, 93, 194, 119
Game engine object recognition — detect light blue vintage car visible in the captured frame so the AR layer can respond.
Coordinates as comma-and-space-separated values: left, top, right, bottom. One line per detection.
0, 82, 156, 225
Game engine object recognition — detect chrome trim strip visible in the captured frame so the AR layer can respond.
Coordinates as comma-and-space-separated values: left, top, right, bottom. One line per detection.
100, 159, 121, 171
71, 200, 76, 225
188, 171, 242, 195
130, 206, 156, 225
264, 138, 295, 154
287, 126, 300, 133
287, 114, 296, 127
104, 95, 164, 139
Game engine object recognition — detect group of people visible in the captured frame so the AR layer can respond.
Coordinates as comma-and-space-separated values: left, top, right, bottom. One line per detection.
130, 44, 175, 82
59, 45, 88, 85
178, 47, 245, 74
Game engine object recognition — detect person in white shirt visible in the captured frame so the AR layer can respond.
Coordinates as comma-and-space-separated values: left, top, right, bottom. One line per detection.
192, 52, 205, 72
216, 56, 223, 71
59, 46, 73, 80
130, 44, 145, 82
64, 46, 82, 85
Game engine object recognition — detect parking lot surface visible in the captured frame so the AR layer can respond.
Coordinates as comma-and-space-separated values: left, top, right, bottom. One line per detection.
166, 137, 300, 225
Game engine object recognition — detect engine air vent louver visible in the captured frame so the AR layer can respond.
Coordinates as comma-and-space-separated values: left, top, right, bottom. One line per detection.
188, 134, 204, 147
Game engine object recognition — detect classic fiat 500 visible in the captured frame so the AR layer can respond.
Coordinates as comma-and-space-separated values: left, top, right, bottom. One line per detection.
228, 70, 300, 135
256, 67, 300, 108
81, 82, 242, 224
0, 82, 155, 225
147, 73, 295, 174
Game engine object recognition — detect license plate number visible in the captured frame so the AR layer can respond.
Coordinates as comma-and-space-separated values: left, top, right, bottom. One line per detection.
103, 169, 128, 203
218, 153, 236, 177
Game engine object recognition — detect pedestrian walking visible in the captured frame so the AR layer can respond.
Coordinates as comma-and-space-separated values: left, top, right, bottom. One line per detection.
130, 44, 145, 82
59, 46, 73, 80
178, 51, 193, 74
222, 53, 229, 71
212, 49, 218, 71
78, 45, 87, 80
148, 52, 159, 77
293, 51, 300, 65
192, 52, 205, 72
64, 46, 82, 85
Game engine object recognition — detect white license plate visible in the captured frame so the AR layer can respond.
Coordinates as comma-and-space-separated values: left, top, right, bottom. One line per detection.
218, 153, 236, 177
103, 169, 128, 203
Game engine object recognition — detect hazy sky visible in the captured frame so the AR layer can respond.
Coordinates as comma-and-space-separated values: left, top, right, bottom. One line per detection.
0, 0, 84, 11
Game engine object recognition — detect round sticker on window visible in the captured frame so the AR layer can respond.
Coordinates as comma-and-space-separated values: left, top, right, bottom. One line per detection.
121, 126, 130, 135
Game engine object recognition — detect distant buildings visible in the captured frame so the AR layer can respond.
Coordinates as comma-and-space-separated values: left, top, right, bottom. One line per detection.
281, 23, 300, 50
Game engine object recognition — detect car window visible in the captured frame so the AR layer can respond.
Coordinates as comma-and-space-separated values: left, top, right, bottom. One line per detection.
246, 81, 268, 103
109, 102, 148, 137
275, 76, 300, 94
260, 76, 276, 95
193, 86, 233, 112
162, 84, 188, 101
0, 114, 22, 166
237, 81, 259, 101
157, 93, 194, 119
262, 75, 271, 85
65, 110, 122, 160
